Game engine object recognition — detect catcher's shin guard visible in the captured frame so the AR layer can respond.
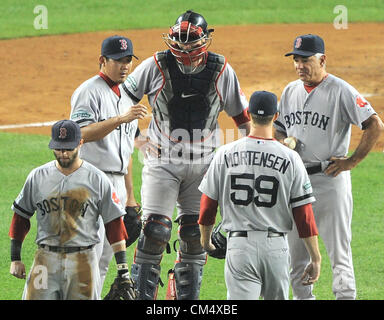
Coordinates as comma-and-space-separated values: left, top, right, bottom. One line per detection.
174, 262, 204, 300
131, 263, 161, 300
131, 214, 172, 300
172, 215, 206, 300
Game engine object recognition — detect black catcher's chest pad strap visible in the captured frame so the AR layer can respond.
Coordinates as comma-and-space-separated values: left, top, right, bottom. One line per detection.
166, 50, 214, 96
164, 50, 225, 134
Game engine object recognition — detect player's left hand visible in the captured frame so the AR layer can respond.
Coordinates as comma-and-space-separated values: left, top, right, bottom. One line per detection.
324, 157, 356, 177
103, 272, 138, 300
202, 241, 216, 253
301, 260, 321, 286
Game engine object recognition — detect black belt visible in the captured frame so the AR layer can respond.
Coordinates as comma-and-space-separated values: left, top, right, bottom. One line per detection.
103, 171, 124, 176
306, 164, 322, 175
39, 244, 94, 253
229, 230, 285, 238
159, 148, 215, 160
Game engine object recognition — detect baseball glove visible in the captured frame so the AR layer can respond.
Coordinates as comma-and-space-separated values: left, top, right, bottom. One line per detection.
124, 205, 142, 248
103, 274, 138, 300
208, 222, 227, 259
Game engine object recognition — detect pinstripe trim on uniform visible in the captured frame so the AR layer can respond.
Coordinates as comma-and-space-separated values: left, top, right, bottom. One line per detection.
13, 202, 34, 217
290, 193, 314, 204
274, 120, 286, 131
121, 83, 140, 103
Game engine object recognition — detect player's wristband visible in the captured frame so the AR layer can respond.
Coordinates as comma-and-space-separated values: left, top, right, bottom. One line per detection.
10, 239, 22, 261
115, 251, 129, 276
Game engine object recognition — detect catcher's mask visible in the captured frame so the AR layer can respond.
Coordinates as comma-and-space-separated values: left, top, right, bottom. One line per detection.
163, 10, 214, 74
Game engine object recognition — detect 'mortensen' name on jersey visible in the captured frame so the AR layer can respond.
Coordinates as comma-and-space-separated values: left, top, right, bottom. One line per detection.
224, 150, 291, 174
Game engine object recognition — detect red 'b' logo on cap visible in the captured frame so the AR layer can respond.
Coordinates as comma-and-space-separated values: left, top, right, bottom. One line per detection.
59, 127, 67, 139
119, 39, 128, 50
295, 37, 302, 48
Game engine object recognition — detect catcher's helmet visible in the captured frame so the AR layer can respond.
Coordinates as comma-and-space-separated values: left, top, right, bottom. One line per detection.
163, 10, 214, 73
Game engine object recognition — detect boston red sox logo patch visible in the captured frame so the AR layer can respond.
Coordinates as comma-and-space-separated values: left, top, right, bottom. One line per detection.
356, 95, 368, 108
59, 127, 67, 139
119, 39, 128, 51
295, 37, 302, 48
112, 191, 121, 204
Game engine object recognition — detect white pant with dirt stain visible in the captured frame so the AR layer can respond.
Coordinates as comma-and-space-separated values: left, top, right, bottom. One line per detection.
22, 246, 100, 300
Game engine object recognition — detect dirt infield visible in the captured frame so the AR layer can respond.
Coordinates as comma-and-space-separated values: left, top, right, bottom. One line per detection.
1, 23, 383, 151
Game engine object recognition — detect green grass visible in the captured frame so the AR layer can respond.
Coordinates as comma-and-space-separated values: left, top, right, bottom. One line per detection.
0, 0, 383, 39
1, 132, 383, 300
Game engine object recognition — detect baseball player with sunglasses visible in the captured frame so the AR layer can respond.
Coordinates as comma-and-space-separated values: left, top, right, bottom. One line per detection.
275, 34, 384, 299
121, 10, 250, 300
9, 120, 136, 300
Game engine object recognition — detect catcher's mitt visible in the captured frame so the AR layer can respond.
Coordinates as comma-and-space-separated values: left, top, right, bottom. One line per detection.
124, 205, 142, 248
103, 274, 138, 300
208, 222, 227, 259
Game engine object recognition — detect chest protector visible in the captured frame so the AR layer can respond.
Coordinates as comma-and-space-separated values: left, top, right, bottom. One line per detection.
154, 50, 225, 142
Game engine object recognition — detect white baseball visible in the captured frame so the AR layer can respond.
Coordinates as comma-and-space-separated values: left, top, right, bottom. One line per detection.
284, 137, 296, 150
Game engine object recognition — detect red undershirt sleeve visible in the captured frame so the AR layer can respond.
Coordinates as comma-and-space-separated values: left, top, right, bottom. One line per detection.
9, 213, 30, 242
292, 203, 319, 238
232, 109, 250, 127
105, 217, 128, 245
198, 194, 218, 226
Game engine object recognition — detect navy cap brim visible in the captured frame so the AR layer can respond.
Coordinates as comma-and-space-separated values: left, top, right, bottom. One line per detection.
48, 140, 80, 150
285, 50, 316, 57
105, 52, 139, 60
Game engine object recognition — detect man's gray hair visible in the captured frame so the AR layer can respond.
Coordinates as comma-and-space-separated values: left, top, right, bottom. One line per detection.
314, 53, 326, 68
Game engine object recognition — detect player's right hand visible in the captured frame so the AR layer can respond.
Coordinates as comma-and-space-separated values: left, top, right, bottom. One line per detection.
135, 135, 161, 158
10, 261, 26, 279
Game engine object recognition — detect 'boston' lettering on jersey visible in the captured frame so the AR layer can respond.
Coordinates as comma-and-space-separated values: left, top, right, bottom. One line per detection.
36, 196, 90, 217
224, 150, 291, 174
284, 111, 330, 130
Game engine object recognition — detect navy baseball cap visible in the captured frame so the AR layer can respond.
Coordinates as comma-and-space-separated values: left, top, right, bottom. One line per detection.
49, 120, 82, 150
285, 34, 325, 57
101, 35, 138, 60
248, 91, 278, 116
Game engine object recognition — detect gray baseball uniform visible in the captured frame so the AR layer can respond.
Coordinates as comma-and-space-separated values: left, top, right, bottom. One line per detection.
122, 48, 249, 300
123, 52, 248, 220
274, 73, 377, 300
198, 136, 315, 299
70, 73, 137, 293
70, 74, 137, 172
12, 160, 125, 300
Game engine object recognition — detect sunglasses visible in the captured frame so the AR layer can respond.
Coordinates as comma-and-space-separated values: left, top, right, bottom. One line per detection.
54, 148, 75, 152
